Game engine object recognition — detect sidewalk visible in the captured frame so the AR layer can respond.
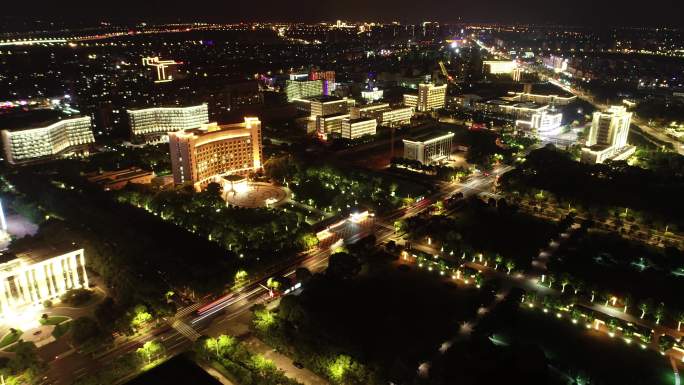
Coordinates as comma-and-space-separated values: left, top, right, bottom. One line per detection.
243, 336, 329, 385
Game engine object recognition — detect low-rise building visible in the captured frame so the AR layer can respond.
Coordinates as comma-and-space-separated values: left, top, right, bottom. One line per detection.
403, 132, 455, 164
516, 111, 563, 137
86, 167, 155, 191
341, 118, 377, 140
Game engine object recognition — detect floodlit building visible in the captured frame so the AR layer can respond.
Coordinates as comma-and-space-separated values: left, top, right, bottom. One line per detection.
309, 96, 353, 117
483, 60, 518, 74
506, 91, 576, 106
403, 132, 454, 164
341, 118, 377, 140
349, 103, 391, 119
127, 104, 209, 142
361, 88, 384, 102
316, 113, 349, 138
0, 249, 88, 318
1, 116, 95, 165
309, 70, 336, 94
403, 84, 447, 112
285, 79, 324, 101
581, 106, 635, 164
379, 106, 414, 127
516, 111, 563, 137
169, 118, 263, 190
475, 99, 548, 120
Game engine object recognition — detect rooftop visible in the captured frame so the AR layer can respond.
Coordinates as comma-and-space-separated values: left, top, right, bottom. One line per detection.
0, 109, 81, 131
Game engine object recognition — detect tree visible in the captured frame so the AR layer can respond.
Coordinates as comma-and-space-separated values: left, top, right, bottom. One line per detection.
505, 260, 516, 274
8, 342, 41, 373
327, 252, 361, 280
131, 304, 153, 329
623, 294, 632, 314
137, 340, 164, 364
71, 317, 100, 345
655, 302, 666, 325
494, 254, 503, 270
573, 279, 585, 295
295, 267, 312, 285
298, 233, 319, 250
677, 311, 684, 331
560, 273, 572, 293
639, 299, 653, 319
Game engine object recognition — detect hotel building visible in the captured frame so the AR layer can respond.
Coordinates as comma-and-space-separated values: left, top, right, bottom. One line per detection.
0, 249, 88, 318
403, 84, 447, 112
127, 104, 209, 142
316, 113, 349, 138
169, 118, 263, 190
2, 116, 95, 165
581, 106, 635, 164
403, 132, 454, 165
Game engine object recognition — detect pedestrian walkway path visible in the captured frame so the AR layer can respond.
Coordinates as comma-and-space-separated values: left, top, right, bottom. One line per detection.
243, 337, 329, 385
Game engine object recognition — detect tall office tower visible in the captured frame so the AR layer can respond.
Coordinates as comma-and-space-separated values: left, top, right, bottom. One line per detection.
404, 84, 447, 112
169, 118, 263, 190
581, 106, 635, 164
127, 104, 209, 142
1, 116, 95, 165
285, 79, 324, 101
403, 132, 455, 165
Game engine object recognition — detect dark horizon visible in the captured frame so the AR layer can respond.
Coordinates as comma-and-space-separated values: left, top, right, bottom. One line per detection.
2, 0, 683, 28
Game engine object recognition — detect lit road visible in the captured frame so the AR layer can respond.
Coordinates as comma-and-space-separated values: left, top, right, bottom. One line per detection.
40, 165, 512, 385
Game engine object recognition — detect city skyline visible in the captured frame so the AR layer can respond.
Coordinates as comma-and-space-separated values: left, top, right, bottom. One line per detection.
1, 0, 683, 27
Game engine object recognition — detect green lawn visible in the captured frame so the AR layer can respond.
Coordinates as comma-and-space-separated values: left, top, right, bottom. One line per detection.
0, 329, 23, 349
40, 316, 70, 326
52, 321, 72, 339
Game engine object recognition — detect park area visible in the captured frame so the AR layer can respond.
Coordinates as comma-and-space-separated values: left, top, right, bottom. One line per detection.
403, 198, 559, 270
550, 228, 684, 315
254, 256, 490, 384
496, 307, 674, 385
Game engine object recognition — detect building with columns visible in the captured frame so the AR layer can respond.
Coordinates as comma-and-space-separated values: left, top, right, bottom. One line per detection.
0, 249, 88, 318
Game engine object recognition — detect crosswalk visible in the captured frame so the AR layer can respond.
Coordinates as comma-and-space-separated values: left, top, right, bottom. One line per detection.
171, 319, 201, 341
173, 302, 203, 320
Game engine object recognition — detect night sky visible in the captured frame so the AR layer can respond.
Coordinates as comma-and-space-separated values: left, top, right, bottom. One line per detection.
3, 0, 683, 26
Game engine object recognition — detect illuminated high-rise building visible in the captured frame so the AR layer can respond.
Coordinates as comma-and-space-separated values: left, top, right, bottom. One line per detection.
1, 116, 95, 165
127, 104, 209, 142
581, 106, 635, 164
404, 84, 447, 112
169, 118, 263, 190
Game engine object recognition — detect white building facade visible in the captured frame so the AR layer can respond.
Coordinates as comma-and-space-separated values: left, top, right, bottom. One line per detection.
0, 249, 88, 317
127, 104, 209, 141
2, 116, 95, 165
403, 132, 455, 164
